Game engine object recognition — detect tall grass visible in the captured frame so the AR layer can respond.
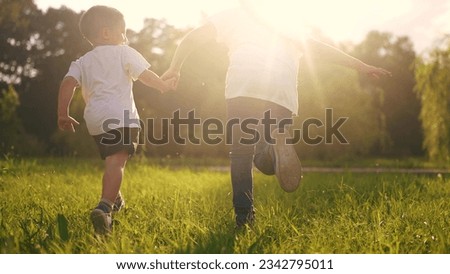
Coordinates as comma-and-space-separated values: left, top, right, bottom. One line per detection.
0, 157, 449, 254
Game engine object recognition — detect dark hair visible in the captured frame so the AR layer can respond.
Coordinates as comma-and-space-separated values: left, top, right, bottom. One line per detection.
79, 5, 124, 43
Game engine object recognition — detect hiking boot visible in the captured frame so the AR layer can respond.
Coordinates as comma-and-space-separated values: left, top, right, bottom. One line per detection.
113, 193, 125, 212
271, 129, 302, 192
90, 208, 112, 235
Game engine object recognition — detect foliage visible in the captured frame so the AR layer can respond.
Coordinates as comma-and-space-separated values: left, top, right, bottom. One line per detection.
0, 85, 44, 155
19, 6, 91, 141
297, 59, 381, 160
0, 85, 21, 152
0, 1, 439, 161
414, 37, 450, 163
0, 158, 449, 254
352, 31, 422, 156
0, 0, 43, 84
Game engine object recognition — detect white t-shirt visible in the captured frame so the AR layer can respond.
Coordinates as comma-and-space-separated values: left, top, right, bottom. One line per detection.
65, 45, 150, 135
208, 8, 301, 114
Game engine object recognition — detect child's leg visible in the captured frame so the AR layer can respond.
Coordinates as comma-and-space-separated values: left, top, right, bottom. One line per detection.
227, 97, 262, 227
90, 151, 129, 235
101, 150, 129, 206
113, 190, 125, 212
92, 127, 139, 209
90, 128, 139, 234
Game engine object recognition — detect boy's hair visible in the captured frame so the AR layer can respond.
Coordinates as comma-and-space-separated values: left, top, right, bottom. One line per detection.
79, 5, 124, 43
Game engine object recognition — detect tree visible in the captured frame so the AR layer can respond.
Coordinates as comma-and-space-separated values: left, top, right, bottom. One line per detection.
414, 37, 450, 162
20, 6, 90, 143
0, 85, 44, 155
1, 1, 91, 151
352, 31, 422, 156
297, 52, 382, 160
0, 85, 21, 153
0, 0, 42, 85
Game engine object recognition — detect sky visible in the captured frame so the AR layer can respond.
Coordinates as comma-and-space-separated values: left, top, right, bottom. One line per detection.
34, 0, 450, 55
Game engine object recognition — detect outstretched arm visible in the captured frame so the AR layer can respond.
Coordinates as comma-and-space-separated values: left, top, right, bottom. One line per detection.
57, 76, 80, 132
161, 23, 217, 86
302, 38, 392, 79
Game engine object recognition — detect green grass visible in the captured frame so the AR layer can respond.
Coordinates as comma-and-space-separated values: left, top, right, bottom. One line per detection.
0, 157, 449, 254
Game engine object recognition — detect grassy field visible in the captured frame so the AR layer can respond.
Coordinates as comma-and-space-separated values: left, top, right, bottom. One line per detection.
0, 156, 449, 254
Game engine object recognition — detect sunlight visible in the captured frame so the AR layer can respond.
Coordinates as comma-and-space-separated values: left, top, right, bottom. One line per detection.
242, 0, 311, 41
242, 0, 413, 43
35, 0, 413, 43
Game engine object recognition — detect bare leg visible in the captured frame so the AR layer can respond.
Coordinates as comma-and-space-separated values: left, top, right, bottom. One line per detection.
101, 150, 129, 204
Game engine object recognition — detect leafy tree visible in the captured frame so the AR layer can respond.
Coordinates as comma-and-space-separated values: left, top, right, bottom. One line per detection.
414, 38, 450, 162
297, 53, 382, 160
0, 86, 21, 152
352, 31, 422, 156
0, 0, 49, 155
0, 0, 42, 85
1, 1, 90, 151
0, 85, 44, 155
20, 6, 90, 143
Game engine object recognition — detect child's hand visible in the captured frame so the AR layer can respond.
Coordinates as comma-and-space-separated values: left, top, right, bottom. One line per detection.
160, 77, 178, 93
161, 68, 180, 89
362, 65, 392, 79
58, 115, 80, 132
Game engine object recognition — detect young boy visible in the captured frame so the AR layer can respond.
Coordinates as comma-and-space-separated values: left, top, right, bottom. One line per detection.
162, 2, 391, 228
57, 5, 175, 235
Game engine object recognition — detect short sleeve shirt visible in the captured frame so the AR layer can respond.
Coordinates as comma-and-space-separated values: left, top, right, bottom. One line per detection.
208, 8, 301, 114
65, 45, 150, 135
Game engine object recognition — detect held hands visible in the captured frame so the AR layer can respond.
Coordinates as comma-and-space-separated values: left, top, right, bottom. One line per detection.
160, 76, 178, 93
58, 115, 80, 132
157, 68, 180, 93
161, 68, 181, 90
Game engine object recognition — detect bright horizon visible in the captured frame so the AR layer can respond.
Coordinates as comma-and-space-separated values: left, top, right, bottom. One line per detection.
35, 0, 450, 54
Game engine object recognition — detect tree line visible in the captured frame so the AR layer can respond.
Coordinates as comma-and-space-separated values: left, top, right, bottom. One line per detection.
0, 0, 448, 163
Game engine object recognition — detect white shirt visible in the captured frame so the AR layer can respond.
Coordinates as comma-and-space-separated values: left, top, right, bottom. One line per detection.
208, 8, 301, 114
65, 45, 150, 135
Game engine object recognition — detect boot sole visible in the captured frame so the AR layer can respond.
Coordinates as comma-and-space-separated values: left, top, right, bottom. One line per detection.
272, 129, 303, 192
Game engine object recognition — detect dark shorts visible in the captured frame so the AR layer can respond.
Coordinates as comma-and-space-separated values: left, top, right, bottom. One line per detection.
92, 127, 140, 160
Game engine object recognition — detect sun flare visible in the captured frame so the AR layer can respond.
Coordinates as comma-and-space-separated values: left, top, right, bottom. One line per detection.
241, 0, 413, 43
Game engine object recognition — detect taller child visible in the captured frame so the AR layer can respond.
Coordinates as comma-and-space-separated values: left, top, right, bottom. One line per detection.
162, 1, 391, 228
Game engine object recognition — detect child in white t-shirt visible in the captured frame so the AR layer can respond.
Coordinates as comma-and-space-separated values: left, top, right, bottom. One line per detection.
57, 5, 176, 235
162, 3, 391, 229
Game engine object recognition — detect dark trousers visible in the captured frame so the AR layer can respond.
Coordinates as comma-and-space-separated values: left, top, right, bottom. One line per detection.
226, 97, 293, 211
